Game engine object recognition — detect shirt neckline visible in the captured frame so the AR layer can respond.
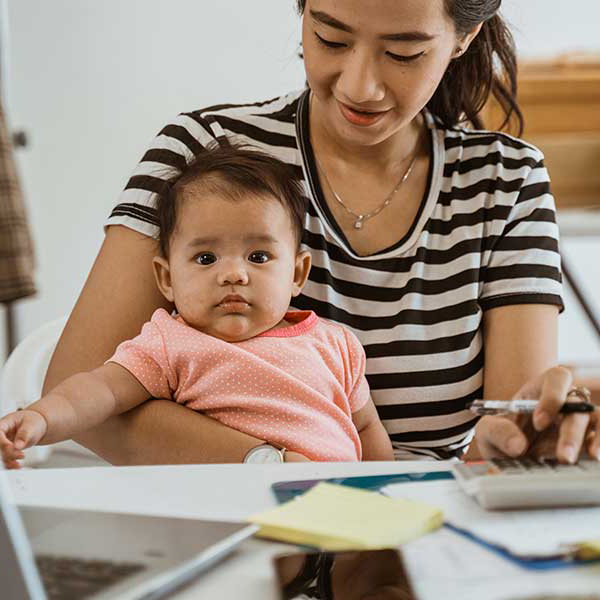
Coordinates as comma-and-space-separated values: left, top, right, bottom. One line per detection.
257, 310, 318, 337
295, 88, 444, 260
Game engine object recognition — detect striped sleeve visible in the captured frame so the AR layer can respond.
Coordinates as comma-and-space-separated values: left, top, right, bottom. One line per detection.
480, 155, 563, 311
105, 112, 220, 237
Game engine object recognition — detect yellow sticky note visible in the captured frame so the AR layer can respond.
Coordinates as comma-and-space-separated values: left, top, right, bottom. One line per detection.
577, 539, 600, 561
249, 482, 443, 551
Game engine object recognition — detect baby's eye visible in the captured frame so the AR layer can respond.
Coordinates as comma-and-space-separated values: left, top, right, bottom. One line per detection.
195, 252, 217, 265
248, 251, 270, 264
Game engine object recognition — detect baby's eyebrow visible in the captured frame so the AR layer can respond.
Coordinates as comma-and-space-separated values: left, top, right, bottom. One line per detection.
186, 234, 279, 248
187, 236, 218, 248
244, 235, 280, 245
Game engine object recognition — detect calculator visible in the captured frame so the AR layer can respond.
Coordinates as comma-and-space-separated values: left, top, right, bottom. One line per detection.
452, 458, 600, 510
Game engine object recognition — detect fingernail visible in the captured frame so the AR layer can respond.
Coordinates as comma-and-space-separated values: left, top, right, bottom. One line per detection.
534, 410, 551, 431
507, 436, 525, 456
14, 441, 24, 450
563, 445, 577, 464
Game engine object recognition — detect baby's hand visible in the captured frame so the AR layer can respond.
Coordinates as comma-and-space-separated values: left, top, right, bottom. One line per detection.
0, 410, 48, 469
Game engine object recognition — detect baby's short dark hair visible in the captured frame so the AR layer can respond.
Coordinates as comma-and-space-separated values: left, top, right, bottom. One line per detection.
155, 141, 307, 257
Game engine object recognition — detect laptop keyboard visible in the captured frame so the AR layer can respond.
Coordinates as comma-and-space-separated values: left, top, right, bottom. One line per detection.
35, 554, 146, 599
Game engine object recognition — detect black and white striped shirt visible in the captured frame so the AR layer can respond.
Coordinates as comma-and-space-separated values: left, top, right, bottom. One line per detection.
107, 89, 563, 460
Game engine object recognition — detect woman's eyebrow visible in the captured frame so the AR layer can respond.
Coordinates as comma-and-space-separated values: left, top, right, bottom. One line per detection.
310, 9, 436, 42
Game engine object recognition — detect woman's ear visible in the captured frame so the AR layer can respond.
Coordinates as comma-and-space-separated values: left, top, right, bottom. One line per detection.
454, 22, 483, 57
291, 250, 312, 297
152, 255, 175, 303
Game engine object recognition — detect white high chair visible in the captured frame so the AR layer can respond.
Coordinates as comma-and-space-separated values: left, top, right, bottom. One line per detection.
0, 316, 106, 467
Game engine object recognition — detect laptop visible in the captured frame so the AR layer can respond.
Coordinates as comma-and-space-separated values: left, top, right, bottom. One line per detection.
0, 463, 258, 600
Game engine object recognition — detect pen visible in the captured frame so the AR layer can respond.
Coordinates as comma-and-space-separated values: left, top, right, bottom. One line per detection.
467, 399, 595, 416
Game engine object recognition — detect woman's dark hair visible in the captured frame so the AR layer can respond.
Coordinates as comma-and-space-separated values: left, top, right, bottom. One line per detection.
295, 0, 523, 135
156, 141, 307, 257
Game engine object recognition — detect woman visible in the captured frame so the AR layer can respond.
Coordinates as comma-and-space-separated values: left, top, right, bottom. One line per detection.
44, 0, 598, 464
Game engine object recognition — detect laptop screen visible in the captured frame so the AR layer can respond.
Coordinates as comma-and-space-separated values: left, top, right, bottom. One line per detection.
0, 463, 46, 600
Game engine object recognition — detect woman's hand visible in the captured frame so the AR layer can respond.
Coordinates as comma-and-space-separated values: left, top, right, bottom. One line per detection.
475, 366, 599, 463
284, 451, 311, 462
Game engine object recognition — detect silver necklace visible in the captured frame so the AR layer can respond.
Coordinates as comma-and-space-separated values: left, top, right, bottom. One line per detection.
316, 153, 418, 230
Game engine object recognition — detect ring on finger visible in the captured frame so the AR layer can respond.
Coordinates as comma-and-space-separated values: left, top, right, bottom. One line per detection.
567, 385, 592, 404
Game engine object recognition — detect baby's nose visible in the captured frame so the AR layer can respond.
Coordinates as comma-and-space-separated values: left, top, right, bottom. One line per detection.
218, 261, 249, 286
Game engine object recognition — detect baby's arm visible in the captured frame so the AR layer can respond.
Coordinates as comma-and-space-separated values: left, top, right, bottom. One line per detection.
0, 363, 149, 467
352, 397, 395, 461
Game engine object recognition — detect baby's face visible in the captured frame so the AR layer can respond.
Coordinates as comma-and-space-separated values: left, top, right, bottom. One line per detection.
154, 188, 308, 342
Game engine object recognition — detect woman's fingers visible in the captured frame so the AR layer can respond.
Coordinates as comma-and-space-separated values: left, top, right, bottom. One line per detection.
586, 409, 600, 460
533, 366, 573, 431
508, 366, 599, 463
476, 415, 528, 458
557, 412, 591, 464
532, 367, 593, 462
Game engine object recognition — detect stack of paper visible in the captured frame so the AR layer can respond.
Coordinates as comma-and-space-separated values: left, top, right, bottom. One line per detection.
249, 482, 442, 551
382, 479, 600, 560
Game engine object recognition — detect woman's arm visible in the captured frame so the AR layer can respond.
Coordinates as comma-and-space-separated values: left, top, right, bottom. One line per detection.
470, 303, 599, 463
352, 398, 395, 461
43, 225, 266, 464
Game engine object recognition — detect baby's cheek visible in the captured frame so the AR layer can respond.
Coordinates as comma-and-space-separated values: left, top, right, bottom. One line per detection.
261, 292, 290, 318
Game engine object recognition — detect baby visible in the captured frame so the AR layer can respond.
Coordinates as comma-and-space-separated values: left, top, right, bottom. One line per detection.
0, 143, 394, 467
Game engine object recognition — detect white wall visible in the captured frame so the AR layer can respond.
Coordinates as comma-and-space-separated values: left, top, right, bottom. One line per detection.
502, 0, 600, 59
2, 0, 304, 359
3, 0, 600, 365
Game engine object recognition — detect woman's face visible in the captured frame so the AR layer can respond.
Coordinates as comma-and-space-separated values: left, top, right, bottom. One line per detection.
302, 0, 462, 147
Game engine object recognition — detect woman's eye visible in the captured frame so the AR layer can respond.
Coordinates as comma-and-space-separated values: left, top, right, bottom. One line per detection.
248, 251, 270, 264
387, 51, 425, 63
195, 252, 216, 265
314, 32, 346, 49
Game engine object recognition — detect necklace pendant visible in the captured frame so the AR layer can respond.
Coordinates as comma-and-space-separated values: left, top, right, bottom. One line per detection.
354, 216, 364, 230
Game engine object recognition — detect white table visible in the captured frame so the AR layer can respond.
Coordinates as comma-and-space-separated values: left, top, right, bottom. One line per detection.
7, 462, 600, 600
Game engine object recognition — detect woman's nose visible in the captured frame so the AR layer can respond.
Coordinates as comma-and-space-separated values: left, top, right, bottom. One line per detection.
336, 48, 386, 105
217, 260, 249, 286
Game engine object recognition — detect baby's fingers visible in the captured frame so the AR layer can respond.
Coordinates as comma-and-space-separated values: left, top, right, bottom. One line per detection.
2, 456, 24, 470
2, 448, 25, 463
13, 423, 41, 450
0, 436, 25, 468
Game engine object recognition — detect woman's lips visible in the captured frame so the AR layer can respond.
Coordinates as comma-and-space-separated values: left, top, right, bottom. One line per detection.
337, 101, 390, 127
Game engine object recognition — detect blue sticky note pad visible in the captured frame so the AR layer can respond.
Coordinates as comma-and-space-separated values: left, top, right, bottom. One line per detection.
271, 471, 454, 504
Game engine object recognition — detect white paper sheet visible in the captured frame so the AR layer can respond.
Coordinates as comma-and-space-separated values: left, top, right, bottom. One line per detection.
402, 527, 600, 600
382, 480, 600, 558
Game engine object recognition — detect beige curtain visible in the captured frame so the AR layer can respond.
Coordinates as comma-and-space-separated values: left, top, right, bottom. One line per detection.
0, 98, 35, 303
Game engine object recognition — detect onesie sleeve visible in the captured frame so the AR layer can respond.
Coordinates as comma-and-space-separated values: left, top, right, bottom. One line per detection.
107, 311, 177, 399
342, 328, 371, 413
480, 155, 564, 312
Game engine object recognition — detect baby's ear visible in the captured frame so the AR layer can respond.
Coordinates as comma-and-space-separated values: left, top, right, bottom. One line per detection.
291, 250, 312, 297
152, 256, 175, 303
